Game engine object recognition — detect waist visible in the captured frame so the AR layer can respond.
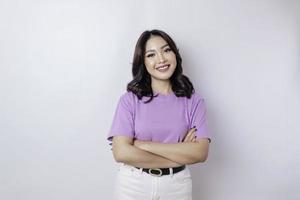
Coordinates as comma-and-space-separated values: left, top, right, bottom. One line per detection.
135, 165, 185, 177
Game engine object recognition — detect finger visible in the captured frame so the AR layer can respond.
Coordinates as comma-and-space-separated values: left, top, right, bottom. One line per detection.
188, 127, 196, 134
183, 135, 190, 142
183, 127, 197, 142
184, 131, 196, 142
192, 136, 197, 142
187, 131, 196, 141
183, 129, 194, 141
188, 128, 197, 135
188, 129, 198, 142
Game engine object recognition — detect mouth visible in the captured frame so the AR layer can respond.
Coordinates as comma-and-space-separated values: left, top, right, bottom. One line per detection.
155, 64, 170, 72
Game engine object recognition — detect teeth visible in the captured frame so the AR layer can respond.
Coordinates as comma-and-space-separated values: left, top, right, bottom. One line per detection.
157, 65, 169, 69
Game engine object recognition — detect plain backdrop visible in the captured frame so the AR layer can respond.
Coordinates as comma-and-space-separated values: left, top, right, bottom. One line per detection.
0, 0, 299, 199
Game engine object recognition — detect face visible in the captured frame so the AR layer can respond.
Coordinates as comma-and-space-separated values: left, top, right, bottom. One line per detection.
144, 36, 177, 82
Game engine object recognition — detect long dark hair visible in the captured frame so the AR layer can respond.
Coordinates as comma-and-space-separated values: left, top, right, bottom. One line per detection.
127, 29, 195, 103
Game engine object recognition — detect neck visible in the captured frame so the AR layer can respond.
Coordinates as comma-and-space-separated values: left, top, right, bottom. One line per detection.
151, 79, 172, 95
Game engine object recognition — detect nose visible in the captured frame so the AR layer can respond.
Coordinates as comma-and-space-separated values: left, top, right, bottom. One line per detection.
157, 52, 166, 63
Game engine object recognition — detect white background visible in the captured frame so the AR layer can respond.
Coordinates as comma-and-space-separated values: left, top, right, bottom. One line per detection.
0, 0, 299, 199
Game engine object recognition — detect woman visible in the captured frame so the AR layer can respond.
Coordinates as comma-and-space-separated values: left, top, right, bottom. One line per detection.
107, 29, 211, 200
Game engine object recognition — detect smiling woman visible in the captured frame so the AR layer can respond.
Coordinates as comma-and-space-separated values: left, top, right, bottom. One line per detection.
144, 37, 177, 77
107, 29, 211, 200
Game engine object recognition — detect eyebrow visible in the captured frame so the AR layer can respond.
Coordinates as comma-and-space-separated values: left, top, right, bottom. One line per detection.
145, 44, 170, 53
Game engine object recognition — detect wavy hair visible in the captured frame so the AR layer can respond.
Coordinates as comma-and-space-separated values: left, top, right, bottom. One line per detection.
127, 29, 195, 103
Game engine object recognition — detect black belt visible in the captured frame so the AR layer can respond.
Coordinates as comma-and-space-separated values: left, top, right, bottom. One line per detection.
136, 165, 185, 176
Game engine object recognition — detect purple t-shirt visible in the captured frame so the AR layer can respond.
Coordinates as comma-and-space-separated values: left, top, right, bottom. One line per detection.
107, 91, 211, 143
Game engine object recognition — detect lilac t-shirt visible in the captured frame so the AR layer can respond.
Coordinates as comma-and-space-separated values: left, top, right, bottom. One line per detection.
107, 91, 211, 143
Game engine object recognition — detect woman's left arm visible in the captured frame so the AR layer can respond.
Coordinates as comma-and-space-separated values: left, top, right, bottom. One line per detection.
134, 138, 210, 165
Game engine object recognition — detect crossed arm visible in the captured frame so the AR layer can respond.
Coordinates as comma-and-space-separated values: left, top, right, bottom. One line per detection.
112, 128, 210, 168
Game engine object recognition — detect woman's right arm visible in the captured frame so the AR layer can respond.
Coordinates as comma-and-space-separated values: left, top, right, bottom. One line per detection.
112, 136, 182, 168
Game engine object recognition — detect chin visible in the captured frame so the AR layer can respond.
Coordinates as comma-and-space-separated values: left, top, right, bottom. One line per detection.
154, 75, 173, 81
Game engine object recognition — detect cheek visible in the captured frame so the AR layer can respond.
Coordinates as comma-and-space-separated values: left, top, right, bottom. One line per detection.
144, 62, 154, 73
166, 53, 176, 62
173, 58, 177, 66
144, 59, 155, 69
169, 55, 177, 66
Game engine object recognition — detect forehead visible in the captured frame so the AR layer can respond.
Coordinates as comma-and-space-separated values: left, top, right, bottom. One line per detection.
145, 36, 168, 50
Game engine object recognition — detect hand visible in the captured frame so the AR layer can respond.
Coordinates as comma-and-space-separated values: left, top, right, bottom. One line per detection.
183, 126, 197, 143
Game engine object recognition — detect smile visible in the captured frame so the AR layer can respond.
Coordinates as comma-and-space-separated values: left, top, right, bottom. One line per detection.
156, 64, 170, 72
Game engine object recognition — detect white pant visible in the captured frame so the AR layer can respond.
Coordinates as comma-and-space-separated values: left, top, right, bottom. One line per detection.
113, 163, 192, 200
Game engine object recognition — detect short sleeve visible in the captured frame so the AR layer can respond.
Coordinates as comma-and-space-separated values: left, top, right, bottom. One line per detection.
107, 92, 135, 142
189, 94, 211, 143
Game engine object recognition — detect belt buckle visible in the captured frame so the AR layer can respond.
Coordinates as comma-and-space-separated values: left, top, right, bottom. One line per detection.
149, 168, 163, 177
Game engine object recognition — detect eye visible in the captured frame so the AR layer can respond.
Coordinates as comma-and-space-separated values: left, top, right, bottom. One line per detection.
164, 47, 172, 53
146, 53, 155, 58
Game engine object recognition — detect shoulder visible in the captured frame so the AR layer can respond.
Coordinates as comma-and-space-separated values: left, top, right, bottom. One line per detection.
119, 91, 137, 102
117, 91, 138, 109
185, 91, 207, 111
120, 91, 133, 99
187, 91, 205, 103
185, 92, 208, 118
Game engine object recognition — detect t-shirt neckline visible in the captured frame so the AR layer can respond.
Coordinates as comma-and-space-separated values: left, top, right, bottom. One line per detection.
154, 91, 175, 98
